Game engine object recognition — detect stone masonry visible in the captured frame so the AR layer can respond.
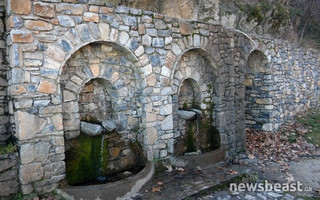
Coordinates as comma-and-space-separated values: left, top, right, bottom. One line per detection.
0, 0, 318, 198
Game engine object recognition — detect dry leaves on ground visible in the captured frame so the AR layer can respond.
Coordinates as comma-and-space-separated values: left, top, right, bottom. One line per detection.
246, 122, 316, 172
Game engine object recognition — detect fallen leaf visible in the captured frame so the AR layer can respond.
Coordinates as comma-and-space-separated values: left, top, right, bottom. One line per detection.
152, 186, 162, 192
157, 182, 164, 186
229, 169, 238, 175
176, 167, 185, 172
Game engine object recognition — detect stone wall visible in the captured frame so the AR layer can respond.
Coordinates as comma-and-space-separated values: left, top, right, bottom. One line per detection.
2, 0, 320, 197
0, 1, 9, 143
234, 35, 320, 131
0, 153, 19, 198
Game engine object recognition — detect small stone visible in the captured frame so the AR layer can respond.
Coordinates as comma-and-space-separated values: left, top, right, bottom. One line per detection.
142, 35, 152, 46
160, 104, 172, 115
33, 100, 50, 107
158, 30, 171, 37
161, 115, 173, 130
100, 7, 113, 14
56, 3, 84, 15
77, 24, 92, 42
88, 22, 100, 39
146, 75, 157, 86
119, 31, 129, 45
122, 15, 137, 26
19, 163, 44, 184
171, 43, 182, 56
38, 80, 57, 94
130, 8, 142, 15
80, 122, 103, 136
101, 120, 116, 132
138, 24, 145, 35
52, 114, 63, 131
109, 148, 121, 157
161, 66, 170, 77
34, 2, 55, 18
12, 68, 24, 84
155, 20, 166, 30
146, 28, 157, 37
152, 38, 164, 48
90, 64, 100, 77
11, 30, 34, 43
115, 6, 129, 14
57, 15, 75, 27
194, 34, 201, 46
25, 20, 53, 31
11, 0, 31, 15
83, 12, 99, 22
146, 127, 158, 145
179, 21, 193, 35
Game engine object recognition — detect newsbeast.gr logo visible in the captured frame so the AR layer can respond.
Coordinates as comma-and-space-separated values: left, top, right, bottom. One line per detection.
229, 181, 313, 192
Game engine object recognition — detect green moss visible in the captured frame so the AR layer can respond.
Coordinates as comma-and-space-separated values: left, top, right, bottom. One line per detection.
0, 143, 17, 155
65, 134, 108, 185
247, 4, 263, 23
296, 108, 320, 146
183, 102, 189, 110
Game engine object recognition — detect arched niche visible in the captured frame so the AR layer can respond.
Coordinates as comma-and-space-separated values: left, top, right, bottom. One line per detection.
172, 49, 221, 156
178, 78, 201, 110
245, 50, 273, 131
60, 42, 146, 186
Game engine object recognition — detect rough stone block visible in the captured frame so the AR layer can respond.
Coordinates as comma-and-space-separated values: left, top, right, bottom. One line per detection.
34, 2, 55, 18
52, 114, 63, 131
19, 163, 44, 184
0, 179, 18, 197
10, 0, 31, 14
56, 3, 83, 15
38, 80, 57, 94
15, 111, 46, 140
83, 12, 99, 22
161, 115, 173, 130
89, 64, 100, 77
20, 142, 50, 164
0, 156, 17, 172
11, 30, 34, 43
146, 127, 158, 145
25, 20, 53, 31
80, 122, 103, 136
57, 15, 75, 27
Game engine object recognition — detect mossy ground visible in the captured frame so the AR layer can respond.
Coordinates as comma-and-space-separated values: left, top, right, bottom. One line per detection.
297, 108, 320, 146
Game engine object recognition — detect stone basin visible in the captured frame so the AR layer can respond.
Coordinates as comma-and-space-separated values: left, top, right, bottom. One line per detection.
170, 147, 226, 168
57, 163, 154, 200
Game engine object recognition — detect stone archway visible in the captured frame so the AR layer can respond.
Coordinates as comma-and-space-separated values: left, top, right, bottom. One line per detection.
245, 50, 273, 131
60, 42, 146, 186
172, 49, 221, 156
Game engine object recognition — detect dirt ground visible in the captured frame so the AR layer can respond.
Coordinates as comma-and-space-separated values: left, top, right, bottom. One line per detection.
132, 152, 320, 200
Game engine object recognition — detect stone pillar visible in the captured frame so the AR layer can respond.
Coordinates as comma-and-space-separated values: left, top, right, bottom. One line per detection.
6, 0, 65, 196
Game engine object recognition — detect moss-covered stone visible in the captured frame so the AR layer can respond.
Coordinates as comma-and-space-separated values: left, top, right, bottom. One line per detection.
65, 134, 108, 186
